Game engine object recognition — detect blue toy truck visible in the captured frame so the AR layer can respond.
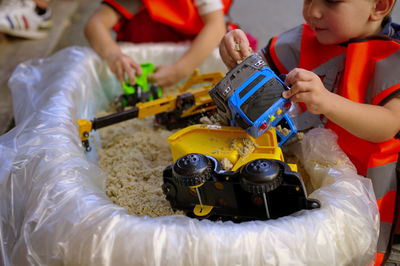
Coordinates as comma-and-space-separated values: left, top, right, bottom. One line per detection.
209, 54, 297, 146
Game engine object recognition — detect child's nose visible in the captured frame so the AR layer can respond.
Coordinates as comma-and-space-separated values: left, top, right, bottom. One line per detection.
305, 1, 323, 20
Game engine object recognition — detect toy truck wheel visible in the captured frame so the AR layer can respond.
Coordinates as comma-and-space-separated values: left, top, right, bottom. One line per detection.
239, 159, 282, 194
172, 153, 212, 187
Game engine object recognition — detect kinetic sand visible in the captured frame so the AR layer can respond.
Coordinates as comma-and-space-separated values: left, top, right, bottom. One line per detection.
98, 115, 183, 217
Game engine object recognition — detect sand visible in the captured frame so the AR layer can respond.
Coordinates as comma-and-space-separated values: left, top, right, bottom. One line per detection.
98, 115, 183, 217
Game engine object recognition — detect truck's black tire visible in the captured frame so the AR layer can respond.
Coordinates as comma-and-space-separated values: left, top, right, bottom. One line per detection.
239, 159, 283, 194
172, 153, 212, 187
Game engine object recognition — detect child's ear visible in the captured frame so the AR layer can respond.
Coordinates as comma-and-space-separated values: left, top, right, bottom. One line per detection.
370, 0, 395, 21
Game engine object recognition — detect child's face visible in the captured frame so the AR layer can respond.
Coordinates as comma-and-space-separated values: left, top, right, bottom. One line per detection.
303, 0, 379, 44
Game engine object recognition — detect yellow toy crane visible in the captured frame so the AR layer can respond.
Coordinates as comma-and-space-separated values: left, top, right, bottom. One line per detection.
77, 70, 224, 151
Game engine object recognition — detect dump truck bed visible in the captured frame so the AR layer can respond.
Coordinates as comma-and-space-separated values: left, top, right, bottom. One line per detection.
167, 124, 296, 171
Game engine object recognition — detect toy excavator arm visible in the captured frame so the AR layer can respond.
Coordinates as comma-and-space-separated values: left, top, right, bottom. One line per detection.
179, 69, 224, 93
77, 96, 177, 151
77, 70, 224, 152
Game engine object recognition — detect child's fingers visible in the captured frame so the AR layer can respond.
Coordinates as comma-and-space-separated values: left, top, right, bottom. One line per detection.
282, 90, 291, 99
283, 80, 310, 99
222, 29, 249, 62
119, 61, 133, 84
232, 30, 252, 62
219, 42, 237, 69
234, 39, 252, 61
286, 68, 314, 86
285, 69, 299, 86
130, 60, 142, 76
222, 38, 242, 63
289, 91, 308, 103
126, 69, 136, 85
115, 62, 124, 82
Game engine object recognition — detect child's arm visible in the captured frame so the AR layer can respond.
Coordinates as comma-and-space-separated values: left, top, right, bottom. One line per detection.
84, 4, 141, 84
149, 10, 226, 87
283, 68, 400, 142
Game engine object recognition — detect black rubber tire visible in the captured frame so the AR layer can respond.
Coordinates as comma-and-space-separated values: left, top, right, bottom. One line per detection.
172, 153, 212, 186
240, 159, 282, 194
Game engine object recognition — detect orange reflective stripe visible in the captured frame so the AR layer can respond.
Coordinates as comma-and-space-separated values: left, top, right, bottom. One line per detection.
340, 43, 372, 101
369, 151, 399, 169
340, 40, 400, 103
377, 190, 396, 223
268, 36, 288, 74
373, 83, 400, 105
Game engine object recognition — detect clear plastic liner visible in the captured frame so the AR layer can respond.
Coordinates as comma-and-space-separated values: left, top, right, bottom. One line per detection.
0, 44, 379, 266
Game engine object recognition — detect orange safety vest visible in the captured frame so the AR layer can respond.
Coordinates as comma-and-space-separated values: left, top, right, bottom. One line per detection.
103, 0, 232, 35
142, 0, 232, 34
264, 24, 400, 265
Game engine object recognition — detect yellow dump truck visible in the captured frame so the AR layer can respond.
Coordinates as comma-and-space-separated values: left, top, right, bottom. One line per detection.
162, 124, 320, 221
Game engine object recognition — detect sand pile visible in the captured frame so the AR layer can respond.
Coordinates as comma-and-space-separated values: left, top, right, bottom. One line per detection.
98, 115, 183, 217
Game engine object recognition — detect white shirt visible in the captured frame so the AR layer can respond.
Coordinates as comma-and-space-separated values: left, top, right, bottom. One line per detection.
194, 0, 223, 15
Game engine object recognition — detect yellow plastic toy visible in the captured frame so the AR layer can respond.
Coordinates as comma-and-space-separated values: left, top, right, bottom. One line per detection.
167, 124, 297, 172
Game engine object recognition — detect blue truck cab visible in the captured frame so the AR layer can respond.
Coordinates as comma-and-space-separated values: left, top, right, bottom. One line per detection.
210, 54, 297, 146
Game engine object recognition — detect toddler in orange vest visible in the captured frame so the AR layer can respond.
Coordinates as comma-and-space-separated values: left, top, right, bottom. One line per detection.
85, 0, 231, 87
220, 0, 399, 264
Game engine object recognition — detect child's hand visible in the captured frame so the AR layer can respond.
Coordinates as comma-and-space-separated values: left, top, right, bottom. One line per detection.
282, 68, 332, 115
219, 29, 253, 69
105, 52, 142, 84
149, 65, 186, 88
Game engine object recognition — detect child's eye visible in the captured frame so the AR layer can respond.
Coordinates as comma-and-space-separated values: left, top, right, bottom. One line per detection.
325, 0, 341, 3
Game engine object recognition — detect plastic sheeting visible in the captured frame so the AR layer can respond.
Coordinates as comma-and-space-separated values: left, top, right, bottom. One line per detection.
0, 44, 379, 266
